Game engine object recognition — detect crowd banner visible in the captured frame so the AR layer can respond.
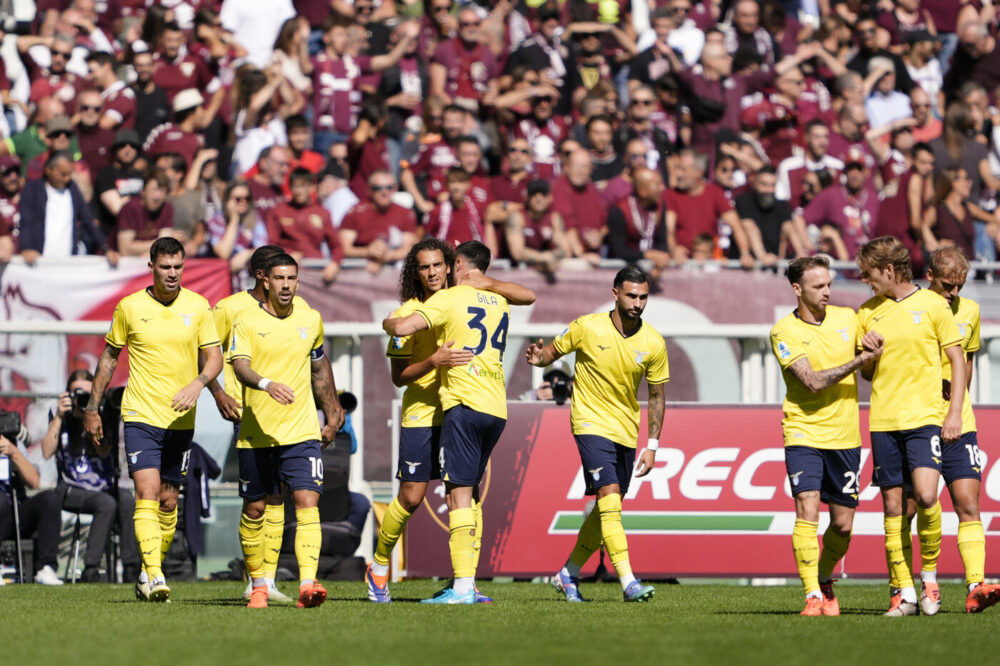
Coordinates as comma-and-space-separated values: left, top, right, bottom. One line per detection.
402, 402, 1000, 579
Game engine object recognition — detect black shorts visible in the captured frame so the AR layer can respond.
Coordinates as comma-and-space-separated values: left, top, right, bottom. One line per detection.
440, 405, 505, 487
784, 446, 862, 508
574, 434, 637, 496
237, 441, 324, 500
870, 425, 942, 487
123, 422, 192, 485
397, 426, 442, 482
941, 432, 982, 484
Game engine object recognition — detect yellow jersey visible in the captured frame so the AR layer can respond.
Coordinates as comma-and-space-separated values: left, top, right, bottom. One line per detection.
942, 295, 980, 435
770, 306, 861, 449
213, 290, 310, 406
416, 284, 510, 420
229, 303, 324, 448
552, 312, 669, 449
386, 297, 442, 428
106, 287, 219, 430
858, 287, 961, 432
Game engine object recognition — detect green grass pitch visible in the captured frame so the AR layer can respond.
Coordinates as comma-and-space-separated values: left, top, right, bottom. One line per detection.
4, 581, 1000, 665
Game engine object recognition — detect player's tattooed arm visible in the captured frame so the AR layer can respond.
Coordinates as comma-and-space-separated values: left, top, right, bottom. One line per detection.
84, 344, 121, 444
463, 271, 537, 305
647, 381, 666, 439
788, 346, 882, 393
311, 358, 345, 445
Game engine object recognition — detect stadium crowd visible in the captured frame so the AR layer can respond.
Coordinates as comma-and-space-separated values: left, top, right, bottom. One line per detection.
0, 0, 996, 283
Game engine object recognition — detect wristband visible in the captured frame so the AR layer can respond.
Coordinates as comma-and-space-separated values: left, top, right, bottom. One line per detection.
258, 378, 273, 391
646, 438, 659, 451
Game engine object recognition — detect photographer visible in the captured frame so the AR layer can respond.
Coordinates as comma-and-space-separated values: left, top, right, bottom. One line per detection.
41, 370, 140, 583
519, 361, 574, 405
0, 411, 63, 585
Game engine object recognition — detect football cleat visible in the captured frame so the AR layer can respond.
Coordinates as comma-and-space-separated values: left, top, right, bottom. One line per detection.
820, 581, 840, 616
247, 586, 269, 608
366, 564, 391, 603
966, 583, 1000, 613
920, 581, 941, 616
884, 600, 918, 617
148, 578, 171, 603
475, 589, 493, 603
420, 588, 476, 604
553, 570, 586, 603
623, 580, 655, 602
243, 579, 293, 604
800, 596, 823, 616
134, 579, 150, 602
298, 582, 327, 608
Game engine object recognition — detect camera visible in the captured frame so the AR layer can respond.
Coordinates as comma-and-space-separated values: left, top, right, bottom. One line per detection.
72, 387, 126, 414
72, 388, 90, 411
551, 375, 571, 406
0, 409, 21, 441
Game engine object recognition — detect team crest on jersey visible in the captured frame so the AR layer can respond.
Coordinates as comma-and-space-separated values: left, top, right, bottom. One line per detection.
181, 313, 192, 327
180, 62, 195, 78
909, 310, 925, 324
777, 341, 791, 359
297, 327, 309, 340
309, 214, 323, 229
958, 322, 968, 336
632, 349, 649, 365
838, 328, 849, 342
406, 461, 421, 475
589, 466, 603, 482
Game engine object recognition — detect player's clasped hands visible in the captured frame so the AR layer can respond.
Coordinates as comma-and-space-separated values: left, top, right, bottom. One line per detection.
432, 340, 474, 367
861, 331, 884, 355
265, 382, 296, 405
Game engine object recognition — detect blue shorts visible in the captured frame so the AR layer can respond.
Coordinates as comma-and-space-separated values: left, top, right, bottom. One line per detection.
575, 435, 637, 496
397, 426, 441, 482
440, 405, 505, 487
870, 425, 942, 487
784, 446, 862, 508
123, 423, 193, 485
238, 440, 324, 500
941, 432, 983, 484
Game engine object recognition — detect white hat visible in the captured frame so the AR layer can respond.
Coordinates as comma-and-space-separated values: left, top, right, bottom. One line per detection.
172, 88, 204, 114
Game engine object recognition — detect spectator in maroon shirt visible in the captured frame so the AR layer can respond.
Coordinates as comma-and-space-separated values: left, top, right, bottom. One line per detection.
17, 32, 88, 114
400, 103, 467, 213
800, 149, 879, 261
73, 89, 115, 181
665, 148, 753, 267
347, 97, 392, 201
923, 167, 977, 259
606, 168, 671, 281
424, 166, 498, 256
248, 145, 291, 218
0, 155, 21, 260
553, 148, 607, 265
266, 168, 342, 283
86, 51, 135, 131
117, 170, 175, 257
497, 80, 567, 181
143, 88, 206, 166
153, 22, 225, 126
430, 6, 500, 112
505, 178, 569, 277
491, 137, 534, 211
339, 170, 418, 273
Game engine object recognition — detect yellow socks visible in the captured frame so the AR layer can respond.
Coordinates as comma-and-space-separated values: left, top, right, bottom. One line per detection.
597, 494, 634, 587
916, 501, 942, 579
134, 499, 163, 580
567, 504, 603, 575
818, 528, 851, 583
239, 513, 266, 580
448, 507, 477, 579
158, 506, 177, 564
957, 521, 986, 587
261, 504, 284, 580
295, 507, 321, 584
374, 498, 412, 568
885, 515, 913, 590
471, 499, 483, 571
792, 519, 820, 595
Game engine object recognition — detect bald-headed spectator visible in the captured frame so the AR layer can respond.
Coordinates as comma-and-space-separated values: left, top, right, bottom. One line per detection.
266, 168, 342, 283
724, 0, 777, 66
665, 149, 753, 267
19, 151, 111, 264
910, 86, 941, 142
74, 89, 115, 179
116, 170, 176, 257
86, 50, 136, 131
552, 148, 607, 264
143, 88, 206, 166
248, 145, 291, 217
4, 97, 75, 175
339, 170, 418, 273
606, 168, 671, 280
94, 129, 144, 237
505, 179, 569, 276
944, 22, 1000, 101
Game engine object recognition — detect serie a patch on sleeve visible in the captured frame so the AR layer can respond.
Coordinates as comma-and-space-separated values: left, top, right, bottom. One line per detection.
777, 341, 791, 359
